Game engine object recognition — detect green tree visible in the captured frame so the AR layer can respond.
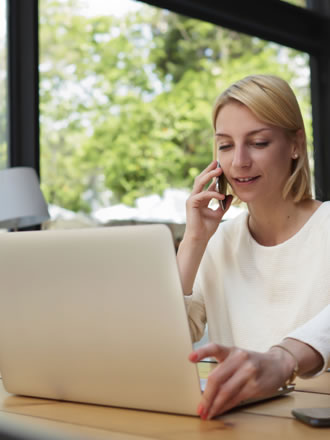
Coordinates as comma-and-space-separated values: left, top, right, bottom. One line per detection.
40, 0, 153, 210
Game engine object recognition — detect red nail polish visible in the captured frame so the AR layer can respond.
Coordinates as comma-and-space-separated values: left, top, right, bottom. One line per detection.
201, 411, 208, 420
191, 352, 199, 362
197, 403, 204, 415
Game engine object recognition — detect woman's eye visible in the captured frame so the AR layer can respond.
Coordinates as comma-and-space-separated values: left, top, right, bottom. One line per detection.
253, 141, 269, 147
218, 144, 232, 151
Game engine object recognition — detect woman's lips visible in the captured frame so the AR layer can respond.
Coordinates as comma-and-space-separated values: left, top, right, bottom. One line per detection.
233, 176, 260, 185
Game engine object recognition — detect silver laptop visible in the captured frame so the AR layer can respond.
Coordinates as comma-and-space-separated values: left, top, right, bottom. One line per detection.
0, 224, 202, 415
0, 224, 293, 416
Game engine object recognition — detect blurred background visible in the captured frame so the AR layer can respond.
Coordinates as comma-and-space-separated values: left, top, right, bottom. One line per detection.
0, 0, 313, 236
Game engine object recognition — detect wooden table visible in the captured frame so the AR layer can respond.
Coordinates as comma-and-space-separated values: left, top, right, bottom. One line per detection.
0, 367, 329, 439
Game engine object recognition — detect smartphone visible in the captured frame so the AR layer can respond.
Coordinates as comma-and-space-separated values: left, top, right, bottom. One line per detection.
216, 161, 228, 210
292, 407, 330, 427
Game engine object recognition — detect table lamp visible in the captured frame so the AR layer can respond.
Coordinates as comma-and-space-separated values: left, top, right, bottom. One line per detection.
0, 167, 50, 231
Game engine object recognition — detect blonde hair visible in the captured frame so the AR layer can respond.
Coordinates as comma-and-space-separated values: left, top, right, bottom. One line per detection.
212, 75, 312, 202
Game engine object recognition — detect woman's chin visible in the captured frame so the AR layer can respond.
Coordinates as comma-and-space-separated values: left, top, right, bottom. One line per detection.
233, 192, 256, 204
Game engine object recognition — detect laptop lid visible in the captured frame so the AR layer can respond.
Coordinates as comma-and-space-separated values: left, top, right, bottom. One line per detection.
0, 224, 202, 416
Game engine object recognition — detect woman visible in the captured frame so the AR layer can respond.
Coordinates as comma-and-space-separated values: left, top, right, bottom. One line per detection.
177, 75, 330, 419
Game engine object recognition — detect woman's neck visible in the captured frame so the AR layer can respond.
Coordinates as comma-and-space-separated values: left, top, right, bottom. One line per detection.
247, 197, 321, 247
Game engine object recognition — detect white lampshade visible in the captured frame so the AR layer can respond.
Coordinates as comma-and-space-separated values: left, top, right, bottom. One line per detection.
0, 167, 50, 229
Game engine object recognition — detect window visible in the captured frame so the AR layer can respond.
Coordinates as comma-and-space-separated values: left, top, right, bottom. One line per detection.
39, 0, 312, 226
0, 0, 8, 169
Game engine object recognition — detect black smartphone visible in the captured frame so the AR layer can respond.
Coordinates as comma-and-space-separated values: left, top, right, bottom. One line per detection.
216, 161, 228, 210
292, 407, 330, 427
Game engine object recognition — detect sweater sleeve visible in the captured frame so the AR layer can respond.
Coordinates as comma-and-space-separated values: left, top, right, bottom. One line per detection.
184, 280, 207, 343
285, 304, 330, 376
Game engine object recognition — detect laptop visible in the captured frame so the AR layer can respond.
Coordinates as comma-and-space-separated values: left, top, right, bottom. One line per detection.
0, 224, 293, 416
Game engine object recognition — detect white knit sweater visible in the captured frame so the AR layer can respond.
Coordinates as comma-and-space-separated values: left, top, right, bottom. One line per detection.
185, 202, 330, 372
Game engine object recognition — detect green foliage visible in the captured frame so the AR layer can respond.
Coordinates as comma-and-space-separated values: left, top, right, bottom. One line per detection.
39, 0, 312, 212
283, 0, 306, 7
0, 142, 7, 170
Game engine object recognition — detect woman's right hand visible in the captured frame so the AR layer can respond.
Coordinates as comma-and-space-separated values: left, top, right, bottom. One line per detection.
177, 161, 232, 295
185, 160, 232, 243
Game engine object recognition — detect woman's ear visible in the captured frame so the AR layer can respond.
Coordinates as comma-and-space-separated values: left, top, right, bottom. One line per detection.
291, 129, 305, 159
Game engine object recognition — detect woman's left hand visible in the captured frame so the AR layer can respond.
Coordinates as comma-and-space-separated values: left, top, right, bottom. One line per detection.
189, 343, 295, 419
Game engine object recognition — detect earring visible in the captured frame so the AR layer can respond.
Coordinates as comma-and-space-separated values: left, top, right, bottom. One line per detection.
293, 153, 299, 159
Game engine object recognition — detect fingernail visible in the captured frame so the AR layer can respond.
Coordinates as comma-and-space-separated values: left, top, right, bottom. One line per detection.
197, 403, 204, 416
190, 352, 199, 362
201, 410, 208, 420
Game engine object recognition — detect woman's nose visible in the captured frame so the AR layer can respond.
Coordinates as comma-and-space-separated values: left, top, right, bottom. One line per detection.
232, 145, 251, 168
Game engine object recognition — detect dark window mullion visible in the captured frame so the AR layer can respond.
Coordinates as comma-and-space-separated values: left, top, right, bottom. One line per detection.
142, 0, 327, 54
7, 0, 40, 175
